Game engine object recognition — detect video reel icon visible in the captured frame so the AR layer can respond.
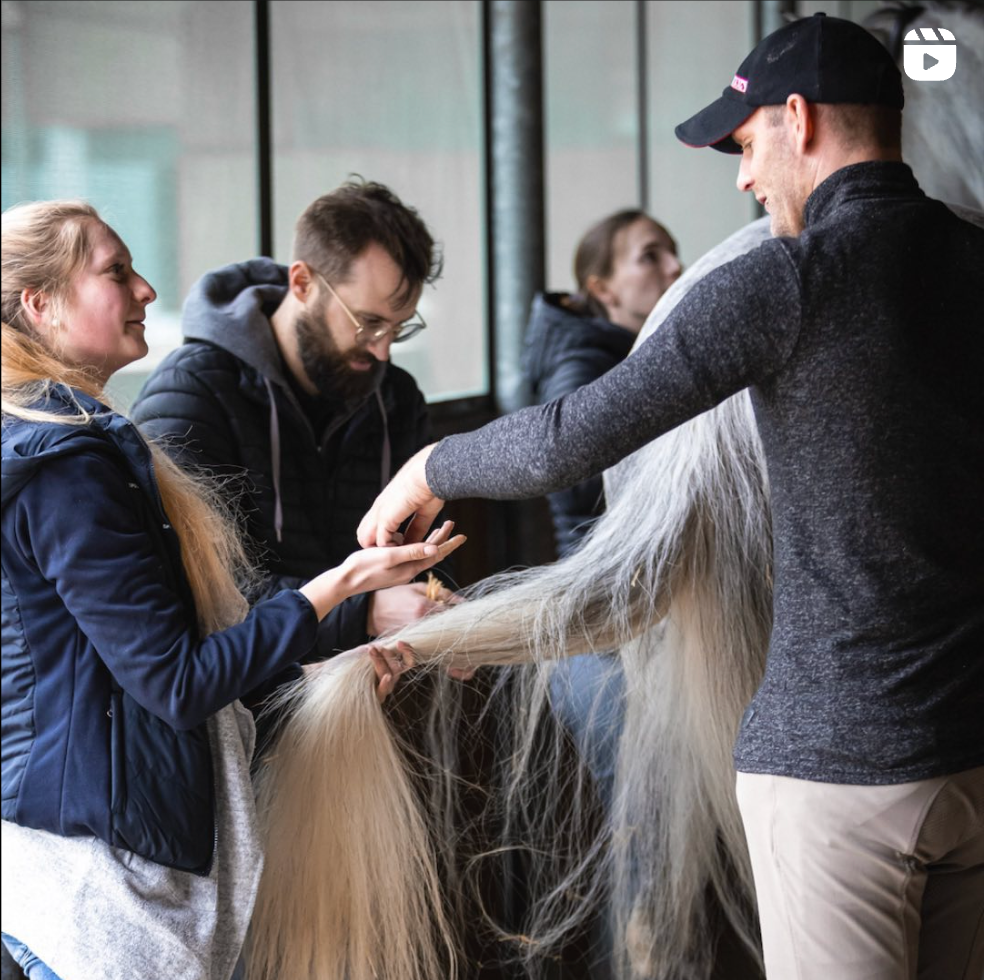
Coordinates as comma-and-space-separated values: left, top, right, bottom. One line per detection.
903, 27, 957, 81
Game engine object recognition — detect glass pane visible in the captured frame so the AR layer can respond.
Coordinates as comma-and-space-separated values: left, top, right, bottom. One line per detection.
270, 0, 485, 402
799, 1, 883, 23
1, 0, 257, 408
543, 0, 640, 292
645, 0, 757, 265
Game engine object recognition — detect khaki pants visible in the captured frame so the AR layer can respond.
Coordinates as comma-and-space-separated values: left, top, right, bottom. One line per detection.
736, 767, 984, 980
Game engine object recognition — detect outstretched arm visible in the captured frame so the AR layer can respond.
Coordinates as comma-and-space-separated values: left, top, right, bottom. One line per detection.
358, 242, 801, 548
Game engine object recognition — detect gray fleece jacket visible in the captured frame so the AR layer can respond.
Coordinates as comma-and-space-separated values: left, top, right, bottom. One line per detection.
1, 703, 260, 980
427, 163, 984, 785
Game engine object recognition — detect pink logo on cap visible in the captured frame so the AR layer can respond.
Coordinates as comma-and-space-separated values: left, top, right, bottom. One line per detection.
731, 74, 748, 93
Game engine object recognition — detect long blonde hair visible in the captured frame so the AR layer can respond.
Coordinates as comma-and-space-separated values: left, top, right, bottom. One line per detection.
1, 200, 249, 634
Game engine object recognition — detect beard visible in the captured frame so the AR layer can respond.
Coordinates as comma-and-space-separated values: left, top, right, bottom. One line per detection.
294, 304, 386, 403
765, 136, 807, 238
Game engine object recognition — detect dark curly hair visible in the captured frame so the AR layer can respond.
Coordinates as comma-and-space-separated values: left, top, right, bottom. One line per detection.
292, 177, 443, 308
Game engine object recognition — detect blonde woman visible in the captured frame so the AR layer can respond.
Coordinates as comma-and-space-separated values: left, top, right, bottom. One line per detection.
0, 200, 464, 980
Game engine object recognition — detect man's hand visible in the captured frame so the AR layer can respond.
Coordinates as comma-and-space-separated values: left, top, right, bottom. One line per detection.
366, 580, 458, 638
358, 445, 444, 548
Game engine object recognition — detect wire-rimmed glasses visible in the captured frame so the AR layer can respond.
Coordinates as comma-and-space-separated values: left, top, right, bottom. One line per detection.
313, 270, 427, 344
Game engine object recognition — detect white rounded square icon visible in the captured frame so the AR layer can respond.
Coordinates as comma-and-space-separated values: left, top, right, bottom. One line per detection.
903, 27, 957, 81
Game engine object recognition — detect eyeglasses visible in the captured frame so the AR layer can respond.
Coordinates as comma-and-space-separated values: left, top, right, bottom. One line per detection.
312, 270, 427, 345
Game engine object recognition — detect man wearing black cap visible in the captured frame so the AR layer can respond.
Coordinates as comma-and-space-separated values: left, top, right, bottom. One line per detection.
675, 9, 907, 240
358, 14, 984, 978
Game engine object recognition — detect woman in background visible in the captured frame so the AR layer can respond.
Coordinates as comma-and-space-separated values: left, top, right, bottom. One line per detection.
0, 199, 463, 980
523, 209, 681, 558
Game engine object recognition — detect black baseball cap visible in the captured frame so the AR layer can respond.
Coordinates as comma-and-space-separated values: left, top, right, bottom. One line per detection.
675, 13, 904, 154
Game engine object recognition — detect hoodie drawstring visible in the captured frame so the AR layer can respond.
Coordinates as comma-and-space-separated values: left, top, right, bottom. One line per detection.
263, 377, 284, 543
264, 378, 388, 542
375, 388, 391, 490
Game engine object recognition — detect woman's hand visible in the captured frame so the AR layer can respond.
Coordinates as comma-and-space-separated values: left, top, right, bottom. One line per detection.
339, 520, 465, 594
299, 521, 466, 620
369, 639, 473, 697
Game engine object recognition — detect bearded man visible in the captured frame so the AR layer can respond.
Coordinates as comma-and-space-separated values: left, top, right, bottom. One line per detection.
133, 179, 447, 661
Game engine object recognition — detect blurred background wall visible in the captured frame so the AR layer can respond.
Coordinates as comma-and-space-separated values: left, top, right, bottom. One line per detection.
0, 0, 906, 581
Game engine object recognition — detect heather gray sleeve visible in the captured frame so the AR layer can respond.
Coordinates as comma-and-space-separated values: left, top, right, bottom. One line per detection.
427, 240, 801, 501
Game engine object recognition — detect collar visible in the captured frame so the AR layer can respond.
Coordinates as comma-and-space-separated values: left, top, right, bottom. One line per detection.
803, 161, 923, 227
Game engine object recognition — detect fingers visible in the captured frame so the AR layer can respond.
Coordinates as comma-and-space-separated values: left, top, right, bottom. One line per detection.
401, 498, 445, 546
424, 520, 454, 546
356, 503, 373, 549
407, 534, 466, 569
357, 499, 392, 549
356, 503, 444, 549
379, 531, 466, 568
357, 446, 441, 548
358, 501, 384, 549
436, 534, 466, 560
375, 667, 397, 703
343, 529, 467, 597
368, 643, 406, 679
395, 640, 416, 669
366, 639, 471, 699
368, 641, 416, 704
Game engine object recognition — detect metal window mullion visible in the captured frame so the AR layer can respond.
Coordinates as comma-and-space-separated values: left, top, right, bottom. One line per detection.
255, 0, 273, 258
487, 0, 545, 415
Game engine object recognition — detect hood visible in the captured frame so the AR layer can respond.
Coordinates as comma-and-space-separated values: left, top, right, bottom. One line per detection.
522, 292, 637, 393
181, 259, 394, 544
182, 257, 388, 410
2, 387, 154, 508
1, 424, 72, 506
181, 258, 294, 388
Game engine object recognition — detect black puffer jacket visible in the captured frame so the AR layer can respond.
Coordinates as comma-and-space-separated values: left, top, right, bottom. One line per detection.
132, 259, 432, 659
522, 292, 636, 557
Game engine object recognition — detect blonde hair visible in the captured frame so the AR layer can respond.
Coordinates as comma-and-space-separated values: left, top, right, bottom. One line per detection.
1, 199, 98, 335
1, 200, 250, 635
248, 221, 777, 980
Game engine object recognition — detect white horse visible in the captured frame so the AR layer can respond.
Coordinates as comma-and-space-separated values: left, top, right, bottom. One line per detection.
246, 6, 983, 978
